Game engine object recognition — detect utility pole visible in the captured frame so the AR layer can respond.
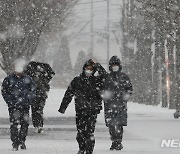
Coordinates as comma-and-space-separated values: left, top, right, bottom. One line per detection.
107, 0, 110, 68
90, 0, 94, 57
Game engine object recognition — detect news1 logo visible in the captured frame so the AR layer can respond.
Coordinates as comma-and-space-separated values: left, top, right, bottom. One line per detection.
161, 140, 180, 148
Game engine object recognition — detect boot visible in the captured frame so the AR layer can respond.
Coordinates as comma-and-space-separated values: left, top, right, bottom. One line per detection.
86, 151, 93, 154
115, 141, 123, 150
19, 142, 26, 150
86, 149, 93, 154
110, 141, 116, 150
12, 143, 19, 151
34, 127, 44, 133
77, 150, 85, 154
38, 127, 44, 133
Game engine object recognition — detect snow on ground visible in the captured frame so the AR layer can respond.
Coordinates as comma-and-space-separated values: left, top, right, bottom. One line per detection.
0, 88, 175, 118
0, 88, 179, 154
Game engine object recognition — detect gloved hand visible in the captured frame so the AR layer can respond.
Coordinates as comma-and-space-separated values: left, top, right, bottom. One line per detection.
89, 59, 96, 64
88, 59, 98, 68
123, 92, 131, 101
58, 108, 65, 114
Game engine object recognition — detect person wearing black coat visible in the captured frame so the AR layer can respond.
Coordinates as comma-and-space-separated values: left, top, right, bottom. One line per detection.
101, 56, 133, 151
1, 60, 36, 151
58, 59, 106, 154
24, 61, 55, 133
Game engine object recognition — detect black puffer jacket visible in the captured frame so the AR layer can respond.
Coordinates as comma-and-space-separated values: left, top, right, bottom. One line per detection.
102, 56, 133, 126
59, 60, 107, 115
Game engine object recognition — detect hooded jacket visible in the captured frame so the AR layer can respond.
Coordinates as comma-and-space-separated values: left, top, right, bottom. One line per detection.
102, 56, 133, 126
59, 59, 107, 114
24, 61, 55, 100
1, 73, 36, 109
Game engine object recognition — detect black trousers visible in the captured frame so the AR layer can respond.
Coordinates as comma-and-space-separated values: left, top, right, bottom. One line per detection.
76, 113, 97, 154
8, 107, 29, 144
31, 98, 46, 128
109, 125, 123, 143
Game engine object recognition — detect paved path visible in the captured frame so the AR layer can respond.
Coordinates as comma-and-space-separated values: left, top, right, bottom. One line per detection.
0, 113, 180, 154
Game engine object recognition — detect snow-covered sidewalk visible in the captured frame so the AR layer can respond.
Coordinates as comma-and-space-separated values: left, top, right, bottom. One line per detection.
0, 89, 179, 154
0, 88, 175, 118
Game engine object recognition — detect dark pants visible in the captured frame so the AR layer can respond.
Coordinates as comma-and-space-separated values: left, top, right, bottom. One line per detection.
8, 107, 29, 145
76, 113, 97, 154
31, 98, 46, 128
109, 125, 123, 143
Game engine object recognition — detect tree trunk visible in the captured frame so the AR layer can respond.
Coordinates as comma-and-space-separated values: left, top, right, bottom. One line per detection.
167, 37, 176, 109
175, 28, 180, 108
155, 30, 167, 107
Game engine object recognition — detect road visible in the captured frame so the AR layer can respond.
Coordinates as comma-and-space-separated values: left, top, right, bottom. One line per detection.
0, 112, 179, 154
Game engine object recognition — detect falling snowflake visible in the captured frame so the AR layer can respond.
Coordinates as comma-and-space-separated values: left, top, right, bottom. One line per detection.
101, 90, 113, 100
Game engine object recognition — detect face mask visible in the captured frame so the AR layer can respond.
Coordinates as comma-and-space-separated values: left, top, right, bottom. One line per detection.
85, 70, 93, 77
112, 66, 119, 72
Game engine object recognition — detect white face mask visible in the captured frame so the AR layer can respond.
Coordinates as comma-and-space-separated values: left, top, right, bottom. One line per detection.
112, 66, 119, 72
85, 70, 93, 77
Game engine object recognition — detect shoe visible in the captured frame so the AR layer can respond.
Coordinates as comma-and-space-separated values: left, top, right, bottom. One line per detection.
12, 143, 19, 151
19, 142, 26, 150
38, 127, 44, 133
77, 150, 85, 154
34, 127, 44, 133
86, 151, 93, 154
110, 141, 123, 150
110, 142, 116, 150
34, 127, 39, 133
115, 143, 123, 150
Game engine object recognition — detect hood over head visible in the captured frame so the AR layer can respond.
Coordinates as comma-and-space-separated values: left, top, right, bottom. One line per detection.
109, 56, 122, 72
82, 59, 96, 75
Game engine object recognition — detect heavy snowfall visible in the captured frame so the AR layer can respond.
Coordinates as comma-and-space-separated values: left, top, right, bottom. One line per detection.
0, 0, 180, 154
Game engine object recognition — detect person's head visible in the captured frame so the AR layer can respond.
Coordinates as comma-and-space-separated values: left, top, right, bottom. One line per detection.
83, 59, 95, 77
109, 56, 122, 72
14, 58, 27, 76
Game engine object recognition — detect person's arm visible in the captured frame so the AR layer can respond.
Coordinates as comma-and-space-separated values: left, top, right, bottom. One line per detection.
1, 77, 14, 106
125, 75, 133, 93
93, 61, 108, 93
27, 77, 37, 104
94, 62, 108, 77
123, 74, 133, 101
88, 59, 108, 77
58, 78, 76, 114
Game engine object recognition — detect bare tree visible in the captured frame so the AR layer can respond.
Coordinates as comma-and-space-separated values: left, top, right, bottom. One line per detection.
0, 0, 78, 74
123, 0, 180, 108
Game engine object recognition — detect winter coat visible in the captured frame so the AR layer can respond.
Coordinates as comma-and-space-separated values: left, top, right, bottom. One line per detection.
24, 61, 55, 100
102, 56, 133, 126
1, 73, 36, 109
59, 60, 107, 115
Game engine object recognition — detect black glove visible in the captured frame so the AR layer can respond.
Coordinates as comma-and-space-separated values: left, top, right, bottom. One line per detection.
58, 108, 65, 114
123, 92, 131, 101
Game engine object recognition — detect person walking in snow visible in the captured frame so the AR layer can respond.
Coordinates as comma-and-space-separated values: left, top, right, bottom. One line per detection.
101, 56, 133, 151
1, 59, 36, 151
24, 61, 55, 133
58, 59, 106, 154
